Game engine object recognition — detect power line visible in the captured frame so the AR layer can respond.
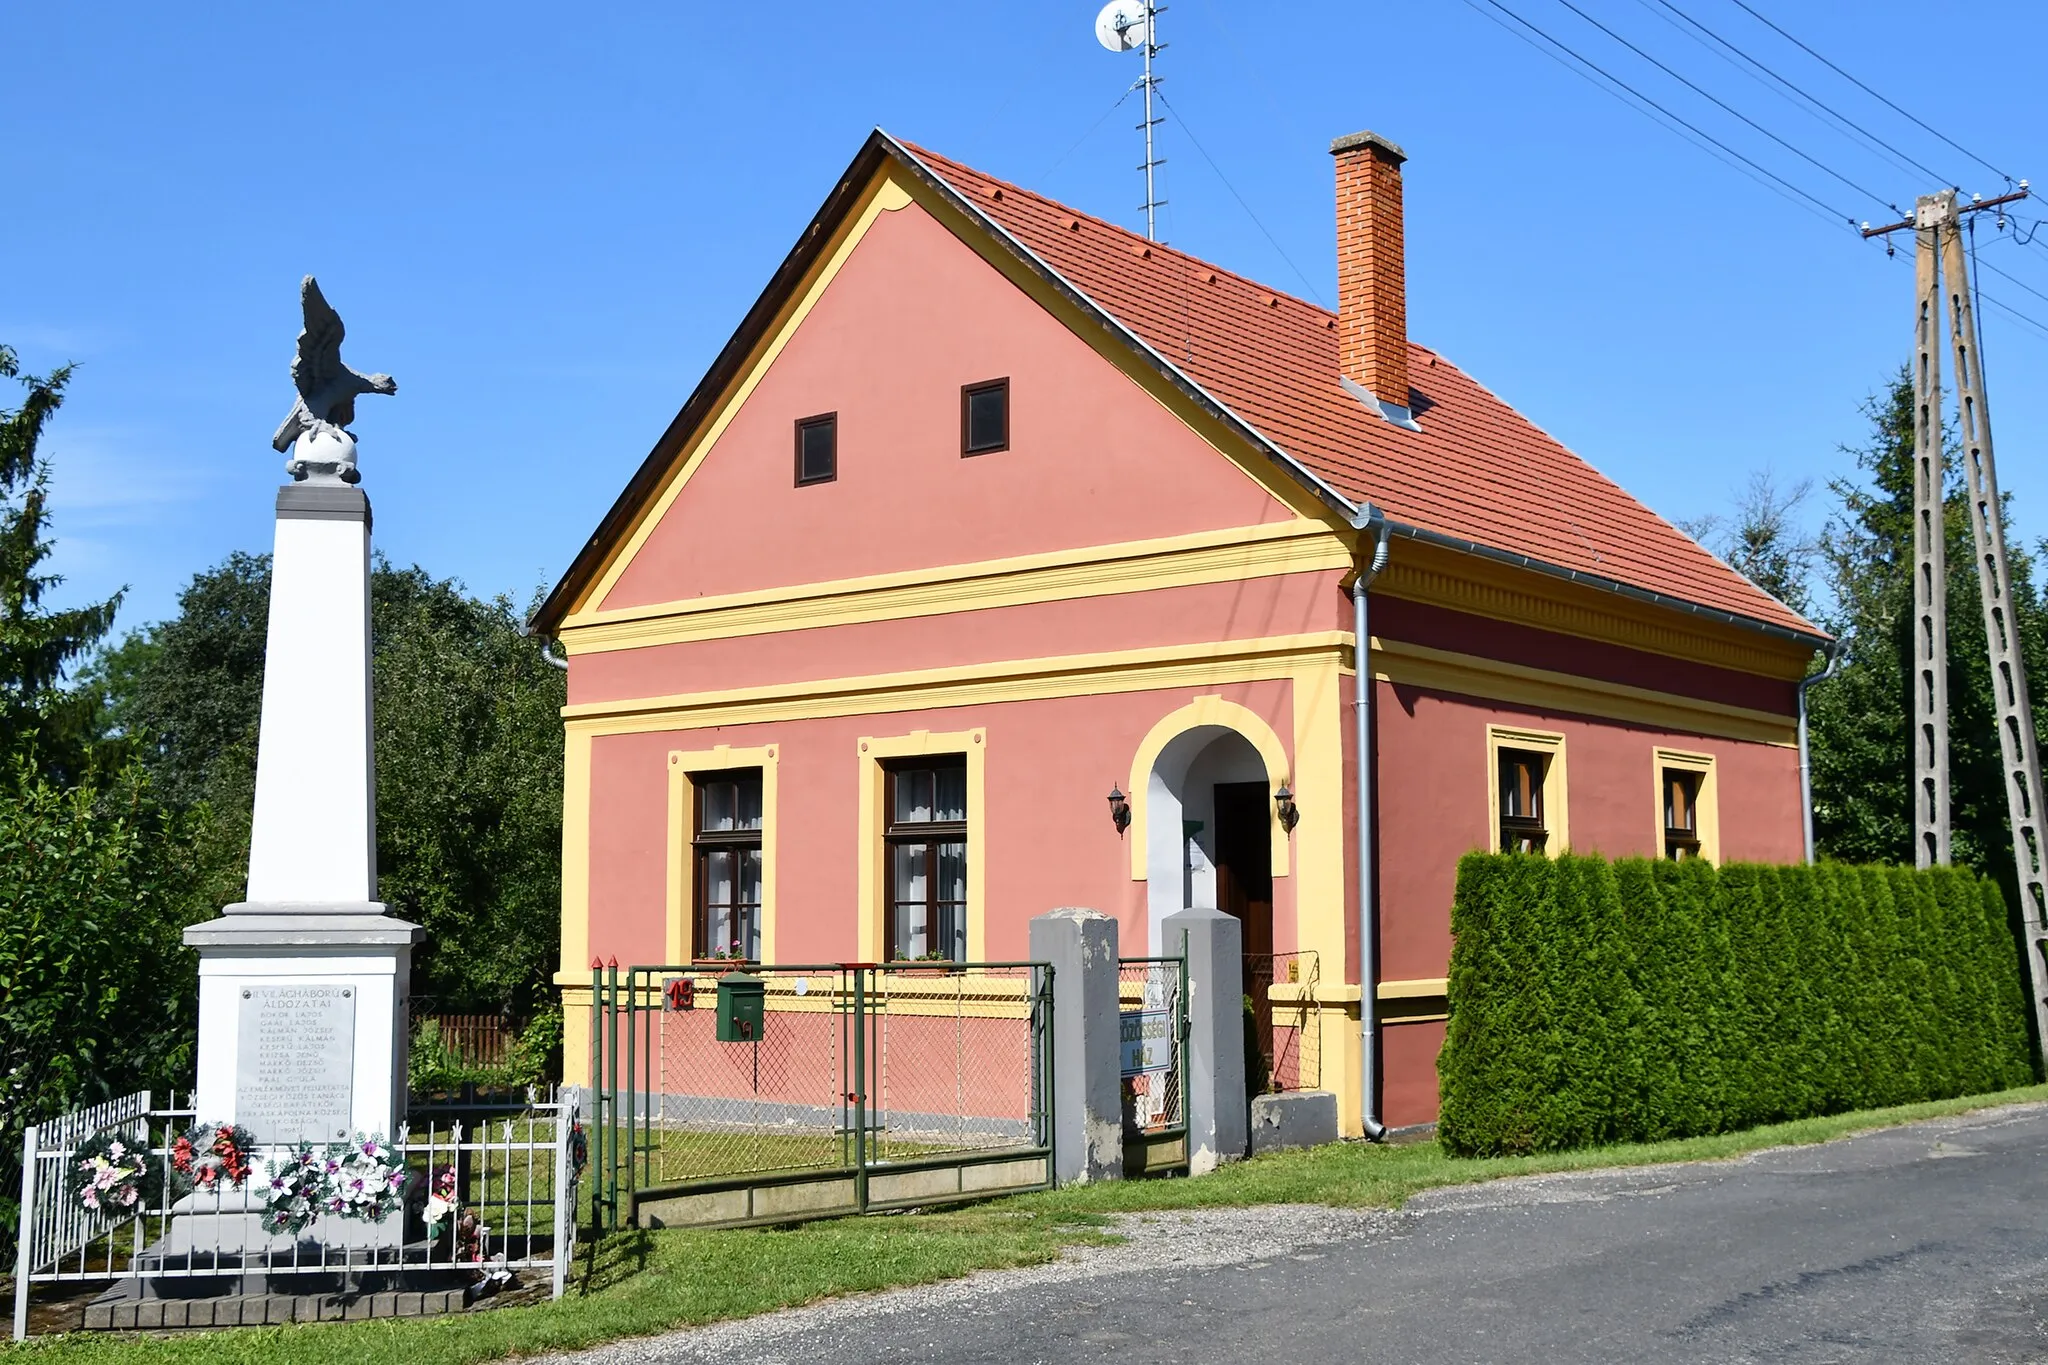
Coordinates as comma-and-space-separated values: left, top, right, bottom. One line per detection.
1154, 88, 1329, 307
1724, 0, 2014, 186
1971, 250, 2048, 313
1461, 0, 1839, 229
1636, 0, 1950, 189
1462, 0, 1859, 228
1548, 0, 1895, 212
1878, 229, 2048, 343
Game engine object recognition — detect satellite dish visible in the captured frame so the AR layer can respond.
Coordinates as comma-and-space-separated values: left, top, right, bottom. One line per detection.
1094, 0, 1149, 52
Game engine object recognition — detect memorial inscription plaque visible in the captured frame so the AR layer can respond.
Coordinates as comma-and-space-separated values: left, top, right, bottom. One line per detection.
235, 984, 357, 1141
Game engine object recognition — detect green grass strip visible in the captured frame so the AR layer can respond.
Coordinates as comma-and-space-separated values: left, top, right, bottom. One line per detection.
9, 1084, 2043, 1365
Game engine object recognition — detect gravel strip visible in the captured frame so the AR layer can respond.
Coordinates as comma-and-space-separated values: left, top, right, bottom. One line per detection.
534, 1203, 1393, 1365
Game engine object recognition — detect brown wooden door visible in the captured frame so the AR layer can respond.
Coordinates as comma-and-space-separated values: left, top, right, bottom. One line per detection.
1212, 781, 1273, 957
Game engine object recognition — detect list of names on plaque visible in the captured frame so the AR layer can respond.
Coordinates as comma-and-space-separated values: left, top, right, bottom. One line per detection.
234, 984, 357, 1142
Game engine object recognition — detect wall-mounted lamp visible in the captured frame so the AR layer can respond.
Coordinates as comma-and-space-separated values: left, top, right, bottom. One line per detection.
1107, 784, 1132, 836
1275, 781, 1301, 834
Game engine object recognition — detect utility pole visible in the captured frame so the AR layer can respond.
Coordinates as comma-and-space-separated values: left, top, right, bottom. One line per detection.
1909, 193, 1951, 868
1865, 185, 2048, 1056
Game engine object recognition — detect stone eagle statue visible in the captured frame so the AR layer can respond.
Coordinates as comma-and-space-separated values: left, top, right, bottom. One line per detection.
271, 276, 397, 482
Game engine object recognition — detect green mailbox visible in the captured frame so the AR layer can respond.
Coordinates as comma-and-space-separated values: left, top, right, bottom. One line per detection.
716, 973, 766, 1042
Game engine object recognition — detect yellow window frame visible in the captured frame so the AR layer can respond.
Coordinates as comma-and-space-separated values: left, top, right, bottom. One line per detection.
666, 743, 780, 964
856, 728, 987, 964
1652, 747, 1720, 865
1485, 725, 1569, 855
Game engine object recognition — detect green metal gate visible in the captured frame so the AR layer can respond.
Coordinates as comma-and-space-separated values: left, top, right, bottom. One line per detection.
587, 960, 1054, 1232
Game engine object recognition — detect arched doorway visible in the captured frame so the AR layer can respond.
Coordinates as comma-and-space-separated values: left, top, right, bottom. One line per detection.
1139, 725, 1276, 957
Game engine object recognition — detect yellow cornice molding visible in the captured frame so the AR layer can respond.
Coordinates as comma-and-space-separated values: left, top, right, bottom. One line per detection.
1375, 539, 1815, 681
561, 521, 1347, 653
1374, 636, 1798, 747
562, 632, 1350, 735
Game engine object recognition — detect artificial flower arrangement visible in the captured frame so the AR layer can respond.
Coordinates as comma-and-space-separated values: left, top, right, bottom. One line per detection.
260, 1142, 327, 1237
319, 1133, 409, 1224
423, 1166, 487, 1262
424, 1165, 461, 1241
260, 1133, 409, 1235
170, 1122, 256, 1193
68, 1130, 162, 1219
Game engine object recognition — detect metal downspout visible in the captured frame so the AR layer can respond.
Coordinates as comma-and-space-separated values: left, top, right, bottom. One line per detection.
1796, 642, 1842, 865
1352, 511, 1392, 1141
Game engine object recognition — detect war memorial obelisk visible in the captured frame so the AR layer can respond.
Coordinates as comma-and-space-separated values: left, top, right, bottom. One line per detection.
184, 277, 421, 1144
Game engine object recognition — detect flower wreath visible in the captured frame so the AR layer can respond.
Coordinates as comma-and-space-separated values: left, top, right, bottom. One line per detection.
171, 1123, 257, 1193
68, 1130, 162, 1219
322, 1133, 408, 1223
260, 1143, 326, 1237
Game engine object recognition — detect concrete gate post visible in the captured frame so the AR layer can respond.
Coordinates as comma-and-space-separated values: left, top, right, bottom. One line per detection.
1163, 907, 1248, 1173
1028, 908, 1123, 1185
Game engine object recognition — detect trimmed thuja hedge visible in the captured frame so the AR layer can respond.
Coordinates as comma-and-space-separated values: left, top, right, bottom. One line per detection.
1437, 854, 2035, 1157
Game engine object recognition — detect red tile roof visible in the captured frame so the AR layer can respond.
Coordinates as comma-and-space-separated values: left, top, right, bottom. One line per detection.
899, 140, 1819, 640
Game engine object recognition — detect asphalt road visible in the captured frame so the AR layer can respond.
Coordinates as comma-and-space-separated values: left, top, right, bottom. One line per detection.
558, 1103, 2048, 1365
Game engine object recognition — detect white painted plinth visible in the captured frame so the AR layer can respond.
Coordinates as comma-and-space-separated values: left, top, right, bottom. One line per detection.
191, 936, 413, 1141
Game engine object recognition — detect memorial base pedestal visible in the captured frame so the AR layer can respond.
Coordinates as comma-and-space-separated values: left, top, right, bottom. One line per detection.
185, 903, 422, 1145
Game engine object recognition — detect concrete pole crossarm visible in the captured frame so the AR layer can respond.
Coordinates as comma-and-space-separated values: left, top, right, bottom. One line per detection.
1937, 223, 2048, 1055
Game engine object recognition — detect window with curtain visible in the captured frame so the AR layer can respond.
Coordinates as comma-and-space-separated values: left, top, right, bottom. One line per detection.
693, 769, 763, 959
1663, 768, 1702, 861
1498, 749, 1549, 854
884, 758, 968, 961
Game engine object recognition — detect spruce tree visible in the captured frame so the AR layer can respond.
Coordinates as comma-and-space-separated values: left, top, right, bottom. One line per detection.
1809, 369, 2048, 903
0, 346, 121, 776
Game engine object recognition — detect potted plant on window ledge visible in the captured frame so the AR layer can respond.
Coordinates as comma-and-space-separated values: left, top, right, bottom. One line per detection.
693, 941, 758, 973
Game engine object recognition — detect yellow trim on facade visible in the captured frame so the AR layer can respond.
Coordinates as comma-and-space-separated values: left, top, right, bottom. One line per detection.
855, 729, 987, 964
562, 521, 1348, 652
572, 174, 918, 618
1290, 655, 1348, 995
1378, 977, 1450, 999
562, 632, 1352, 734
560, 728, 592, 979
1372, 636, 1799, 747
665, 744, 781, 964
1486, 724, 1570, 855
1652, 747, 1721, 866
1124, 696, 1293, 881
1375, 537, 1817, 681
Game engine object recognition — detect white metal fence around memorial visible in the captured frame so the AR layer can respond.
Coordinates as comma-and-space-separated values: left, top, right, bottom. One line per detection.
11, 1090, 583, 1339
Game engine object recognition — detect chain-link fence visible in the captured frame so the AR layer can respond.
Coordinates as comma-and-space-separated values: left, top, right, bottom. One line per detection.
1245, 950, 1322, 1093
588, 961, 1052, 1231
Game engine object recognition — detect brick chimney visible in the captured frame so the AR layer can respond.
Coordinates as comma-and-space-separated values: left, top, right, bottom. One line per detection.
1330, 130, 1411, 423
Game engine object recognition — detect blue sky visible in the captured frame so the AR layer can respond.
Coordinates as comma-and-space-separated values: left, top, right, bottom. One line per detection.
6, 0, 2046, 635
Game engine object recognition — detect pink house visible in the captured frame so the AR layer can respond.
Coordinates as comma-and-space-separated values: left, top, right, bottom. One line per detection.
530, 129, 1825, 1134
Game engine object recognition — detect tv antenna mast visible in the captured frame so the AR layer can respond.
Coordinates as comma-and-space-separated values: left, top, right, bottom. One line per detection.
1095, 0, 1166, 240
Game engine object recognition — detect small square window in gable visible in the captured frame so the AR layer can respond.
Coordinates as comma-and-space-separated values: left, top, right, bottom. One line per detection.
961, 378, 1009, 456
795, 413, 837, 486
